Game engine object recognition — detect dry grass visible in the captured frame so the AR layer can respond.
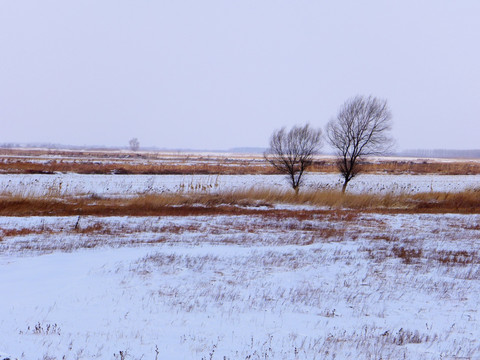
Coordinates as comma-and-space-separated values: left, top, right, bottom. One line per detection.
410, 190, 480, 212
1, 187, 480, 216
0, 158, 276, 175
2, 148, 480, 175
355, 160, 480, 175
389, 246, 480, 266
200, 187, 480, 214
5, 159, 479, 175
3, 211, 478, 359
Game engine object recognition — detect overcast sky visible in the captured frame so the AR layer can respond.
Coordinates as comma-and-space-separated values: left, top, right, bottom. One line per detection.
1, 1, 479, 151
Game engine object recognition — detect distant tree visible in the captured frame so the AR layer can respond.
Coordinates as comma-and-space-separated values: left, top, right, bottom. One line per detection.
265, 124, 323, 193
327, 95, 393, 192
129, 138, 140, 151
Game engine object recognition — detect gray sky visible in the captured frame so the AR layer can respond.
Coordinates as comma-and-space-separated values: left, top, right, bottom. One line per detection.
1, 1, 479, 151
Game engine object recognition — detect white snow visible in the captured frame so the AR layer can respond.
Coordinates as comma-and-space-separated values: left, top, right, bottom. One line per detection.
0, 173, 479, 198
1, 212, 480, 359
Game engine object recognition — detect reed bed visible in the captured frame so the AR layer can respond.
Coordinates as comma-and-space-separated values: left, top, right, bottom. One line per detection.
1, 187, 480, 216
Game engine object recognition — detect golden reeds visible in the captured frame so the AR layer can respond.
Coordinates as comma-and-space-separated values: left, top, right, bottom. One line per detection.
1, 188, 480, 216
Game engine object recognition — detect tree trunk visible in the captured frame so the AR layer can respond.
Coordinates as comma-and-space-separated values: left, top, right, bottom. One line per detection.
341, 180, 348, 193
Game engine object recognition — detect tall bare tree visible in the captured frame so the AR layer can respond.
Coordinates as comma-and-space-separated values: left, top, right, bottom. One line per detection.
327, 95, 393, 192
265, 124, 323, 193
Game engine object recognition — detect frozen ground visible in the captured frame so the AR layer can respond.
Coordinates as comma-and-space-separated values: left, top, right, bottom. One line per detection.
1, 173, 480, 198
1, 212, 480, 359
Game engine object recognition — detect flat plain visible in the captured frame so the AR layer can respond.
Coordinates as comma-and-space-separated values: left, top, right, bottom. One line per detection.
1, 149, 480, 360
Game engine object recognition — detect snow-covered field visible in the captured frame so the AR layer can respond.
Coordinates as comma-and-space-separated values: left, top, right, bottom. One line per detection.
1, 173, 480, 197
1, 211, 480, 359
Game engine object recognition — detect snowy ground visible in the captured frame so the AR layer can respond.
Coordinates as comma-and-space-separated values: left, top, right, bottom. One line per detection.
1, 173, 480, 198
1, 212, 480, 359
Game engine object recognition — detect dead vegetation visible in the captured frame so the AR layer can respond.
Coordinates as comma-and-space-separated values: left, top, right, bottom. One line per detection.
2, 152, 480, 360
3, 210, 477, 359
1, 148, 480, 216
391, 246, 480, 266
1, 148, 480, 175
1, 187, 480, 217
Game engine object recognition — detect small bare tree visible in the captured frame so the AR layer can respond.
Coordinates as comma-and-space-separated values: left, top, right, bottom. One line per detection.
265, 124, 323, 193
129, 137, 140, 151
327, 95, 393, 192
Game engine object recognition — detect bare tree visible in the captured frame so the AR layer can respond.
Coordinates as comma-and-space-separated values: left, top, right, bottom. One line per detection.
265, 124, 323, 193
327, 95, 393, 192
129, 137, 140, 151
